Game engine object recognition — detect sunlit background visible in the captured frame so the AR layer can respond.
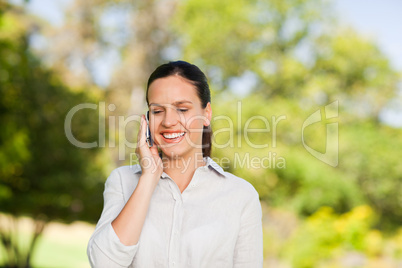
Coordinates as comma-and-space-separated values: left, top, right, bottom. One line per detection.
1, 0, 402, 267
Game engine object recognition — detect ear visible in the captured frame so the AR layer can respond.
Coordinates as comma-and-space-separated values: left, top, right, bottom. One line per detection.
203, 102, 212, 127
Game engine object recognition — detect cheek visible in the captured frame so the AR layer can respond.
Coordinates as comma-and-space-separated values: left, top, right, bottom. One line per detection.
183, 108, 207, 129
149, 117, 161, 134
184, 115, 205, 133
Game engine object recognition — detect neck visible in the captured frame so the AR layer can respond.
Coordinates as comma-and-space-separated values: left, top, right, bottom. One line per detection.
162, 151, 206, 191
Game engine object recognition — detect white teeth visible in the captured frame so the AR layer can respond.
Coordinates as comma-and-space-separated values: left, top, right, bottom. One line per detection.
162, 132, 185, 139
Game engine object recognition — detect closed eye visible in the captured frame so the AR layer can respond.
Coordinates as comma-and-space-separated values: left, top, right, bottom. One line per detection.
177, 108, 188, 113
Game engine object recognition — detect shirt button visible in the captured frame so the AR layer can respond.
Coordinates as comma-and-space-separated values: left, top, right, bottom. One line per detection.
172, 261, 175, 266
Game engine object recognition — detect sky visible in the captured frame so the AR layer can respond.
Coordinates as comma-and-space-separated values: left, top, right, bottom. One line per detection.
333, 0, 402, 127
334, 0, 402, 71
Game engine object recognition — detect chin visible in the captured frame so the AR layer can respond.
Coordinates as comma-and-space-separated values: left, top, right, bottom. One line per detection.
162, 150, 187, 160
160, 145, 196, 160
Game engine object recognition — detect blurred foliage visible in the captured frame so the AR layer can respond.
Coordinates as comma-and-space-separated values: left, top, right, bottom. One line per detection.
0, 4, 107, 267
0, 0, 401, 266
211, 93, 402, 230
263, 205, 402, 267
276, 205, 402, 268
283, 206, 376, 267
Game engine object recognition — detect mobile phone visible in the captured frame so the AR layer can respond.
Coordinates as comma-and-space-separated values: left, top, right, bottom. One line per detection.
146, 111, 153, 147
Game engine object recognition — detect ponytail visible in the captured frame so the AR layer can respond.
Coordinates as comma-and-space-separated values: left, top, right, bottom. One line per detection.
202, 125, 212, 157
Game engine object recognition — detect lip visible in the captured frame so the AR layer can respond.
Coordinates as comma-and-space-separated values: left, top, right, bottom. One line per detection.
160, 131, 186, 144
160, 130, 185, 133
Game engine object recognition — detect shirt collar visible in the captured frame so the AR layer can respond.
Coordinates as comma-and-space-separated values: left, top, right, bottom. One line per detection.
204, 156, 226, 177
130, 156, 226, 178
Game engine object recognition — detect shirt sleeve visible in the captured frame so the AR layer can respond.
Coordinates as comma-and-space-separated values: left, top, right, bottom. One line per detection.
233, 188, 264, 268
87, 168, 139, 268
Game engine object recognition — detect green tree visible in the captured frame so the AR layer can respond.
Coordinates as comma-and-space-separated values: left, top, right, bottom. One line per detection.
0, 5, 107, 267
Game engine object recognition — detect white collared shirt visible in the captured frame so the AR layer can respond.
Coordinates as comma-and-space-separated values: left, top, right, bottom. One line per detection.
87, 157, 263, 268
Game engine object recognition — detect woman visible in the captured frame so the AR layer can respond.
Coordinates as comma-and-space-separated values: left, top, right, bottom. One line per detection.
87, 61, 263, 267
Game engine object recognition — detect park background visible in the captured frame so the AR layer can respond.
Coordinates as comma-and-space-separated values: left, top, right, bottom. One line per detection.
1, 0, 402, 267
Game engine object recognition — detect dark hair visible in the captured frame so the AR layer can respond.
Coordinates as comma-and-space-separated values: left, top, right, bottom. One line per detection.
146, 60, 212, 157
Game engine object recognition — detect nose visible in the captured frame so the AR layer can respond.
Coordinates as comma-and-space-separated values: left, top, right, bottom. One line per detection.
162, 107, 180, 128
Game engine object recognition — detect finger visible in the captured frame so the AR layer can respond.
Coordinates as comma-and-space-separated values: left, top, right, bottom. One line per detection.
149, 143, 159, 156
137, 115, 147, 147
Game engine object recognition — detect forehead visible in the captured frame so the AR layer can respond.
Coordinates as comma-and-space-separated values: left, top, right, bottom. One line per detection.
147, 75, 199, 105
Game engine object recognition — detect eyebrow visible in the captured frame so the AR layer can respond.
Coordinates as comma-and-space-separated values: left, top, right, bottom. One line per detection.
149, 100, 193, 107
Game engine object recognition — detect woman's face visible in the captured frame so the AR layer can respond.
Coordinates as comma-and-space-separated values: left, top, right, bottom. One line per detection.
147, 75, 211, 159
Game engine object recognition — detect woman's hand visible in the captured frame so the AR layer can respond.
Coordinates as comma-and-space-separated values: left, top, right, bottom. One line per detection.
108, 114, 163, 247
135, 114, 163, 181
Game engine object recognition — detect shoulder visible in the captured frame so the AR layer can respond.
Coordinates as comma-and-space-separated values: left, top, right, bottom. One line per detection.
220, 171, 262, 218
104, 165, 142, 200
206, 157, 259, 198
106, 164, 141, 183
112, 164, 142, 177
221, 170, 260, 201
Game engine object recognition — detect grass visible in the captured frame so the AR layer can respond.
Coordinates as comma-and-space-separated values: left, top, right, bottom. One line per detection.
32, 221, 94, 268
0, 215, 94, 268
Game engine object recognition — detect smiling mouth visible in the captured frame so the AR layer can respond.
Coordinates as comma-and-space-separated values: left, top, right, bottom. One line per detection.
162, 132, 185, 139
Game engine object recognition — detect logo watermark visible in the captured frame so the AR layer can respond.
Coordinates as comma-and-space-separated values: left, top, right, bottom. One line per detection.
301, 101, 338, 167
64, 100, 339, 168
130, 151, 286, 173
